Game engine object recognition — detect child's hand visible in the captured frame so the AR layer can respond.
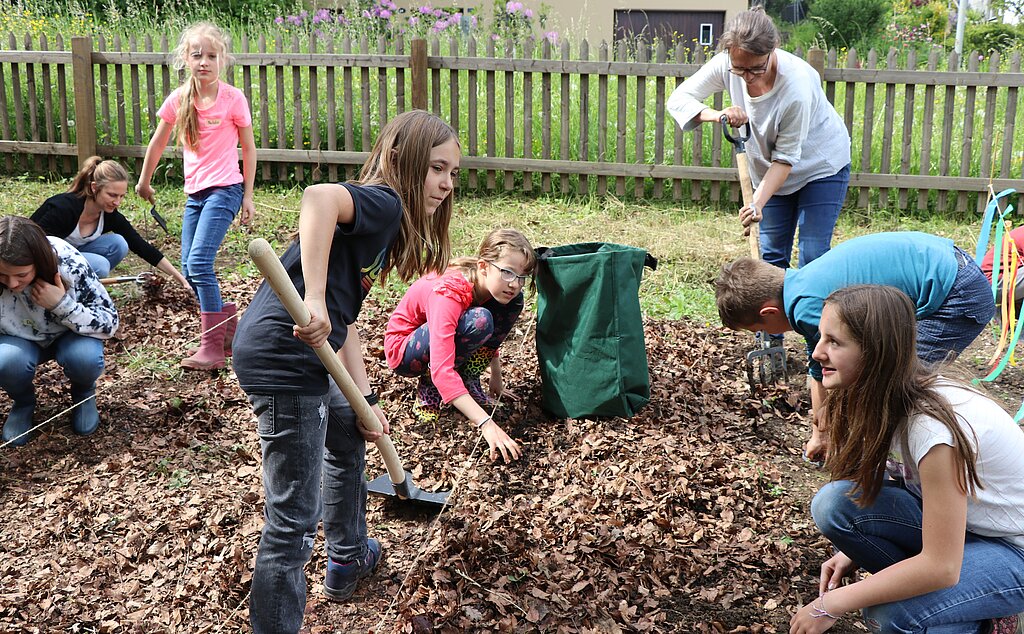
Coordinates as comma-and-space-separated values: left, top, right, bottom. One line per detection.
819, 552, 855, 595
135, 182, 156, 206
294, 298, 331, 348
31, 272, 66, 310
481, 420, 522, 463
237, 196, 255, 227
357, 404, 390, 441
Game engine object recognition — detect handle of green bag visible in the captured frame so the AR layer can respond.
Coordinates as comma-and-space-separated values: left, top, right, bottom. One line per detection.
247, 238, 407, 488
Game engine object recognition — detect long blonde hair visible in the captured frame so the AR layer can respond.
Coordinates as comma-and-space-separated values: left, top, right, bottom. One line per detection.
450, 228, 537, 292
172, 22, 232, 153
355, 110, 459, 284
823, 285, 981, 507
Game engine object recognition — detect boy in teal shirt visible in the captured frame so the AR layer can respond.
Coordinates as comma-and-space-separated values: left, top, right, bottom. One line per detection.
715, 231, 993, 460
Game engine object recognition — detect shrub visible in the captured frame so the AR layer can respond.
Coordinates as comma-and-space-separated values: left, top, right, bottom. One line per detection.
964, 22, 1020, 55
809, 0, 889, 48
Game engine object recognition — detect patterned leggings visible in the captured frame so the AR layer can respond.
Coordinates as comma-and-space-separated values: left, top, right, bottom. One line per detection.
393, 293, 524, 378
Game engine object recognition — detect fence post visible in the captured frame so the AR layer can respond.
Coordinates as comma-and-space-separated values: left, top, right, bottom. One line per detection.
808, 47, 826, 82
411, 38, 427, 111
71, 36, 96, 168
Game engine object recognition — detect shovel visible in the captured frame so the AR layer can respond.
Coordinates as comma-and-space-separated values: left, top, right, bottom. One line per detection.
248, 238, 449, 510
721, 115, 787, 392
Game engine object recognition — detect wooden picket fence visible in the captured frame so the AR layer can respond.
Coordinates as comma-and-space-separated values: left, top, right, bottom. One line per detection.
0, 32, 1021, 214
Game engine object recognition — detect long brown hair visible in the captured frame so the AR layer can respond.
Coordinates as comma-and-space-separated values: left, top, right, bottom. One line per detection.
355, 109, 459, 284
823, 285, 981, 507
450, 228, 537, 294
172, 22, 232, 153
0, 216, 58, 285
68, 156, 129, 199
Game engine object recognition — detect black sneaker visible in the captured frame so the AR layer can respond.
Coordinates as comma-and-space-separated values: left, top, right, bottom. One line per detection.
322, 538, 383, 601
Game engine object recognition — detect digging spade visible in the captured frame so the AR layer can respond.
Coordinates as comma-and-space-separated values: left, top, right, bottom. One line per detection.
248, 238, 450, 510
720, 115, 787, 392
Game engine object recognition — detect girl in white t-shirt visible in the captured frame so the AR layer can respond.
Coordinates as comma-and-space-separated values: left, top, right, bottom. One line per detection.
136, 22, 257, 371
791, 284, 1024, 634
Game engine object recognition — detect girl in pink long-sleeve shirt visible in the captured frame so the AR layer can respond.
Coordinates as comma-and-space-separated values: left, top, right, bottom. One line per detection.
385, 228, 535, 463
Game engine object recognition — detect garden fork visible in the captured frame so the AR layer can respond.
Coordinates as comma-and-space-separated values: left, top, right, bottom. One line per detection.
721, 115, 787, 392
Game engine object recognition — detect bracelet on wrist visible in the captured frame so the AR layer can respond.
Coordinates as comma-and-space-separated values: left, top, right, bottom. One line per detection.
475, 415, 492, 429
363, 390, 379, 407
810, 593, 839, 620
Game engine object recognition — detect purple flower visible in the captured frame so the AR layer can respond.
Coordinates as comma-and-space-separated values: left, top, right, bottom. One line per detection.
380, 9, 392, 18
419, 5, 432, 13
287, 15, 302, 25
432, 19, 447, 30
544, 30, 558, 44
274, 16, 284, 24
524, 8, 533, 17
409, 15, 419, 25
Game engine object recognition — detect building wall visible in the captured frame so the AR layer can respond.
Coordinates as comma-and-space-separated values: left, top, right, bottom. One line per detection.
393, 0, 750, 45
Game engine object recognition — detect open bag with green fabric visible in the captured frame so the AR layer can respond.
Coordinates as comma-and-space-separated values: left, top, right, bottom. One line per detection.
534, 242, 658, 419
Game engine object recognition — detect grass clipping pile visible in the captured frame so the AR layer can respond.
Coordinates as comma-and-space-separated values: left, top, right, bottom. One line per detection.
0, 283, 842, 633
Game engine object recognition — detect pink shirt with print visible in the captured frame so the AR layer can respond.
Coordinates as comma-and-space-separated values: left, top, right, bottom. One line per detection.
157, 81, 252, 194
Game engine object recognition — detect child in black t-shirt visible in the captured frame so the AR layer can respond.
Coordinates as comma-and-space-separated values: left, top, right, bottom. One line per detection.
232, 110, 460, 634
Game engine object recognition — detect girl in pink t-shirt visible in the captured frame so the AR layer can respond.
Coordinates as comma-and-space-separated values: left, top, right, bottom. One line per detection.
136, 22, 257, 371
385, 228, 535, 463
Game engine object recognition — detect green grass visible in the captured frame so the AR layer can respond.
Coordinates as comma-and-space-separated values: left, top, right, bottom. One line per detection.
1, 176, 991, 326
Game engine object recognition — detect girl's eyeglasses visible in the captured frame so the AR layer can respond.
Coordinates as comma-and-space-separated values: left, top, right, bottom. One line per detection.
487, 261, 530, 285
728, 54, 771, 77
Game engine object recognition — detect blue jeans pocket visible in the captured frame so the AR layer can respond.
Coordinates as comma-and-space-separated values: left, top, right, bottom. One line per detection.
251, 394, 276, 436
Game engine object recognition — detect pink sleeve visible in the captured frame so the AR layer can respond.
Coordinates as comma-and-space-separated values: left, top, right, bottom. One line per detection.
231, 89, 252, 128
426, 277, 473, 403
157, 89, 179, 124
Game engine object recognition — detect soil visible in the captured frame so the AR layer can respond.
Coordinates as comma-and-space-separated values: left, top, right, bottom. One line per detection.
0, 279, 1018, 633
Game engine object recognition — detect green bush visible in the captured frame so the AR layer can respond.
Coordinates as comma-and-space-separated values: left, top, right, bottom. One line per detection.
809, 0, 890, 48
964, 22, 1021, 55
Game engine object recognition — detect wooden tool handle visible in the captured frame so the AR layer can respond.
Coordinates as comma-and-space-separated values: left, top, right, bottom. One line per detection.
735, 152, 760, 259
247, 238, 407, 487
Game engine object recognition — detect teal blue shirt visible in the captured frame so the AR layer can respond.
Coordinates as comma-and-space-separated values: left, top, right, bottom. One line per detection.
783, 232, 958, 380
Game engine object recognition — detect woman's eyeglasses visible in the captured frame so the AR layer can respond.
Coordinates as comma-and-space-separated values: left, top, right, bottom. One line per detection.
728, 54, 771, 77
487, 261, 530, 285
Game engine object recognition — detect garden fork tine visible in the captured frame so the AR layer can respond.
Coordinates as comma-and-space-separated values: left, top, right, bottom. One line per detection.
721, 115, 787, 392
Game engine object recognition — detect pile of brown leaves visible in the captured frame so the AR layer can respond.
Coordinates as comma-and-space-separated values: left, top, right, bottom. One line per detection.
0, 280, 863, 633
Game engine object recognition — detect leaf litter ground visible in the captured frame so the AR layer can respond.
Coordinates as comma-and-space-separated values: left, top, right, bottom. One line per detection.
0, 278, 1017, 633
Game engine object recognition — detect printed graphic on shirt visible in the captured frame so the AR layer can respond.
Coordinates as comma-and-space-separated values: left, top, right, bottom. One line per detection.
361, 248, 388, 295
205, 118, 221, 126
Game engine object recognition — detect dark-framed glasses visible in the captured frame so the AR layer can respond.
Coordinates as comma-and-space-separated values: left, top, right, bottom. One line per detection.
728, 54, 771, 77
487, 261, 530, 285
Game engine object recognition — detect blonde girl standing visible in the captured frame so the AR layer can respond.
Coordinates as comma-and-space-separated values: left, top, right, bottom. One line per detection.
136, 22, 256, 370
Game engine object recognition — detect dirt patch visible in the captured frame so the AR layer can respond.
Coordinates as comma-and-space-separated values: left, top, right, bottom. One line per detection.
0, 281, 1016, 633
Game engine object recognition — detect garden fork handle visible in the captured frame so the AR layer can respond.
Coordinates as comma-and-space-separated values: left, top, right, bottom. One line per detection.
721, 115, 760, 258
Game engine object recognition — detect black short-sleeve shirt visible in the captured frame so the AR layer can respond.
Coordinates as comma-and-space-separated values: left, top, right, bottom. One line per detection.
232, 183, 403, 394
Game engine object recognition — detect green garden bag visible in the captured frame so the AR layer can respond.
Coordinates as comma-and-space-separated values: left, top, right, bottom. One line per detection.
535, 243, 657, 419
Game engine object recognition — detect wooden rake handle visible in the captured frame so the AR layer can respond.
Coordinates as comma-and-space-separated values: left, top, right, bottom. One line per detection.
247, 238, 408, 488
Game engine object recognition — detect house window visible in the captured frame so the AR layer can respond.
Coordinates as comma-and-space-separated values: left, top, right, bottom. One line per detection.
699, 23, 713, 46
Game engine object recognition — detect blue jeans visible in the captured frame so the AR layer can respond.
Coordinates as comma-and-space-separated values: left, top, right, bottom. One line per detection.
181, 183, 242, 312
77, 233, 129, 278
812, 480, 1024, 633
248, 378, 368, 634
759, 164, 851, 269
0, 333, 104, 403
916, 247, 995, 365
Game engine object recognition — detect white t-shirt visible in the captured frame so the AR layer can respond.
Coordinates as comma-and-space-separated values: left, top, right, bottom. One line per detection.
887, 382, 1024, 549
666, 49, 851, 195
65, 213, 104, 247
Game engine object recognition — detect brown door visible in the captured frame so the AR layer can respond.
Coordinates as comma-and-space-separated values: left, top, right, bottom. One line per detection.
613, 9, 725, 52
